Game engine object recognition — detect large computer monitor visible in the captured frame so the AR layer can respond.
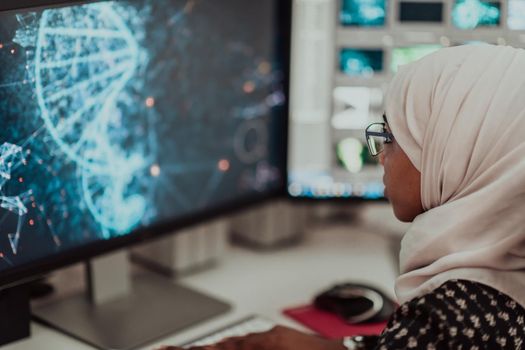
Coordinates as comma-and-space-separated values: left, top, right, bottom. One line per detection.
0, 0, 290, 347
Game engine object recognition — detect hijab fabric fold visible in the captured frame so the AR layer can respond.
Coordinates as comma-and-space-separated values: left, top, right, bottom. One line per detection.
385, 45, 525, 307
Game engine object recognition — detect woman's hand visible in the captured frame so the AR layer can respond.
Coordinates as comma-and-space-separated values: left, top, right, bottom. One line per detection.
158, 325, 346, 350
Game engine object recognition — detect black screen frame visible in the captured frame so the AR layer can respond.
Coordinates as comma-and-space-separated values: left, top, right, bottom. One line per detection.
398, 1, 444, 23
0, 0, 292, 289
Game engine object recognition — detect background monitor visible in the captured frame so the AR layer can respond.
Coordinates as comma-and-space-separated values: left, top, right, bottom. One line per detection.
340, 0, 387, 27
452, 0, 500, 29
289, 0, 525, 202
340, 48, 384, 77
0, 0, 289, 287
508, 0, 525, 30
391, 45, 442, 72
398, 1, 444, 23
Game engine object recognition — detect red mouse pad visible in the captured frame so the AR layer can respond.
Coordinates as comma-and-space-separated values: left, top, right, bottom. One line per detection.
283, 304, 388, 339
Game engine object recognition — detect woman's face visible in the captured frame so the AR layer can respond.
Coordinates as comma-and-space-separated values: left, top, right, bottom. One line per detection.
380, 123, 424, 222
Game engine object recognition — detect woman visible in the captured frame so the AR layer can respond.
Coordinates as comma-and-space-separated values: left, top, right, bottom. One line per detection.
162, 44, 525, 349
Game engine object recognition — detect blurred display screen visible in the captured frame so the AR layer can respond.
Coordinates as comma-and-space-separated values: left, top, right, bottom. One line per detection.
391, 45, 441, 72
452, 0, 500, 29
398, 1, 443, 23
340, 49, 383, 77
508, 0, 525, 30
288, 86, 385, 200
331, 87, 383, 130
340, 0, 386, 27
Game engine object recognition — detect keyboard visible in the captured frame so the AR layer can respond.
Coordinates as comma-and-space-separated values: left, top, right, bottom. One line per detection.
183, 315, 276, 348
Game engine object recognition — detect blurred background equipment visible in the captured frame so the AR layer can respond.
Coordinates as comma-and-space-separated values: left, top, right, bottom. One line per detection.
287, 0, 525, 201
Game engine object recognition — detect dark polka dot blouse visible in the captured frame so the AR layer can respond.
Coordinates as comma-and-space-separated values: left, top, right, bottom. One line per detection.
373, 280, 525, 350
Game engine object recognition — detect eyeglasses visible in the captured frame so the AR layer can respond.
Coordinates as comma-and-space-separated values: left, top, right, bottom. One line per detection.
365, 123, 393, 156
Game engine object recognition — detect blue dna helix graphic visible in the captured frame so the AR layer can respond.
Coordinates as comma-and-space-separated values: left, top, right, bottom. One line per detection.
33, 3, 149, 237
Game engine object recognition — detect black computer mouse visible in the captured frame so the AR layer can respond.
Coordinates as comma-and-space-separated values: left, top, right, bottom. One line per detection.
314, 283, 397, 324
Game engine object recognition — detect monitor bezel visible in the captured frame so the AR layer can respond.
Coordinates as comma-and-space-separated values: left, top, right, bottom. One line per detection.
397, 1, 445, 25
0, 0, 94, 11
0, 0, 292, 289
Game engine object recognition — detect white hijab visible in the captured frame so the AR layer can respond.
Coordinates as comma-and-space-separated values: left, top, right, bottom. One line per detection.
385, 44, 525, 307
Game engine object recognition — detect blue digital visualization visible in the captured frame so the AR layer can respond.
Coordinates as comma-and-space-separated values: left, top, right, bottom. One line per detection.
452, 0, 500, 29
340, 49, 383, 77
340, 0, 386, 27
0, 0, 286, 270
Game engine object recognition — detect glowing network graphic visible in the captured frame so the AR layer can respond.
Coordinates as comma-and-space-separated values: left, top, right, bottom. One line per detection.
0, 143, 31, 255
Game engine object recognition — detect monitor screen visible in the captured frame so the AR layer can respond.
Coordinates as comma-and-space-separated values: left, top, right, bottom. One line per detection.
340, 0, 387, 27
340, 48, 384, 77
0, 0, 288, 282
391, 45, 442, 72
452, 0, 500, 29
398, 1, 444, 23
508, 0, 525, 30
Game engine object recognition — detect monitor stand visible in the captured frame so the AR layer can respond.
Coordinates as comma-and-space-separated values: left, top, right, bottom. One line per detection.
32, 250, 231, 350
0, 283, 31, 346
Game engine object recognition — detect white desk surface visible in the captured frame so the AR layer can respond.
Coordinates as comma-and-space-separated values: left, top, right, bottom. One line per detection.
2, 212, 404, 350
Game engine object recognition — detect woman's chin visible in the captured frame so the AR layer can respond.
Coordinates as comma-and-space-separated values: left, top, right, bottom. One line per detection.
392, 204, 419, 223
393, 210, 411, 222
